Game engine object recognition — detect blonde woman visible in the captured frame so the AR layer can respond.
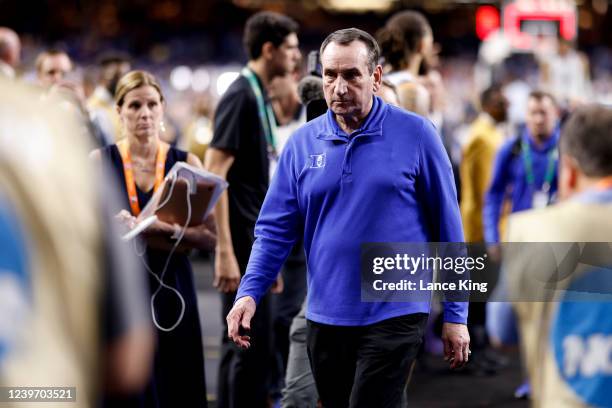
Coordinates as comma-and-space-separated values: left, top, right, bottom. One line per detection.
92, 70, 215, 407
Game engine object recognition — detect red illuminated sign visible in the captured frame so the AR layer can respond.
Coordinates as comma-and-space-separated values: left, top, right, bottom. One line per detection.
503, 0, 576, 50
476, 5, 501, 40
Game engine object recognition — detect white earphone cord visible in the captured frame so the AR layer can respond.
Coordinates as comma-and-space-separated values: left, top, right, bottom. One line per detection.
132, 176, 192, 332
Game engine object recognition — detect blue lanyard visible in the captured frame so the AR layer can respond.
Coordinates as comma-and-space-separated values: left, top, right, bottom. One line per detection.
521, 136, 557, 193
241, 67, 278, 158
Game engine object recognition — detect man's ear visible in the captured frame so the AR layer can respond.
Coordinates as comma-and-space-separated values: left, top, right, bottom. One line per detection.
261, 41, 275, 60
558, 154, 579, 201
372, 64, 383, 93
416, 37, 426, 55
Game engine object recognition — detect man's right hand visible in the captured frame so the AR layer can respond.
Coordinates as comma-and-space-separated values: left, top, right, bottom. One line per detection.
213, 249, 241, 293
227, 296, 256, 348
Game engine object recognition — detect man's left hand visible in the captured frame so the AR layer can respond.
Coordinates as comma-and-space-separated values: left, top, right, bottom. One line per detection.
441, 322, 470, 369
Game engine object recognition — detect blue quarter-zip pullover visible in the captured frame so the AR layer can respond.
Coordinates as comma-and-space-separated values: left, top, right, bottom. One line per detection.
484, 128, 559, 243
236, 97, 467, 325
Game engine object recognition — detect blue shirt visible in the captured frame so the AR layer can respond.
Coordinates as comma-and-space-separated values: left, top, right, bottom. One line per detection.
236, 96, 467, 325
574, 187, 612, 205
484, 128, 559, 243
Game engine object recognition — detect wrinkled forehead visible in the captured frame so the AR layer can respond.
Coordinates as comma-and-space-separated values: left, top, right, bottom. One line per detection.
320, 41, 370, 73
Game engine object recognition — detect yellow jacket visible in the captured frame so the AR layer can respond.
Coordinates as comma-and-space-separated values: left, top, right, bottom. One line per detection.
460, 114, 504, 242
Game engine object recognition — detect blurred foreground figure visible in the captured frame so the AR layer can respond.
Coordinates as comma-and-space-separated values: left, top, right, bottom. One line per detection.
506, 105, 612, 408
0, 79, 152, 407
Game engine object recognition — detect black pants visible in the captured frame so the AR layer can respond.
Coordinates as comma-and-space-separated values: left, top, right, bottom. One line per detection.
306, 313, 427, 408
217, 225, 276, 408
218, 290, 273, 408
270, 240, 307, 396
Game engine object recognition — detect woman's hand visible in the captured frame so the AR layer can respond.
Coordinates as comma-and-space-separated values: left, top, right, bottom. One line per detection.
116, 210, 137, 230
141, 215, 217, 251
144, 219, 178, 237
142, 219, 180, 251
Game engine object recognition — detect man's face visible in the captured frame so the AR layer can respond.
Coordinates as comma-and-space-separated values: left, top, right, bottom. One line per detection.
526, 96, 558, 139
321, 40, 381, 119
270, 33, 301, 77
487, 92, 509, 123
38, 53, 72, 87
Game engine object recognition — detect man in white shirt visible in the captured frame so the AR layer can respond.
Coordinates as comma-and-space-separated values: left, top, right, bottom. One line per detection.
540, 35, 591, 109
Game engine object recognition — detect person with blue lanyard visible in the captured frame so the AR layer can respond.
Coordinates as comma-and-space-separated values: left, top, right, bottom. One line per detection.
484, 90, 561, 249
483, 90, 560, 399
506, 104, 612, 408
205, 11, 301, 408
225, 28, 470, 408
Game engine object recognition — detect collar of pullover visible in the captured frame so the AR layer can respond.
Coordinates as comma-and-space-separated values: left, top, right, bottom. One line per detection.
318, 96, 386, 142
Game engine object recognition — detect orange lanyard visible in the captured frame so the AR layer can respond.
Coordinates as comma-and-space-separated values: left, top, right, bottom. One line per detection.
117, 140, 169, 216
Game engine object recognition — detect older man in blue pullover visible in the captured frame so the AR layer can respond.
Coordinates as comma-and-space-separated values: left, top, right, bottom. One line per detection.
227, 28, 470, 407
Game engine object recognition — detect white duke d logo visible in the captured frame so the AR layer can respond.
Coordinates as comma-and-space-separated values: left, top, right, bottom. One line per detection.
310, 153, 326, 169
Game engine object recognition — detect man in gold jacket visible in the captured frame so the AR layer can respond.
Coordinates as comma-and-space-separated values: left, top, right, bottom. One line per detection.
460, 85, 508, 242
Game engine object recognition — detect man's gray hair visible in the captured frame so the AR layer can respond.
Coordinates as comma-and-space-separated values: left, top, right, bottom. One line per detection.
560, 105, 612, 178
320, 28, 380, 74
